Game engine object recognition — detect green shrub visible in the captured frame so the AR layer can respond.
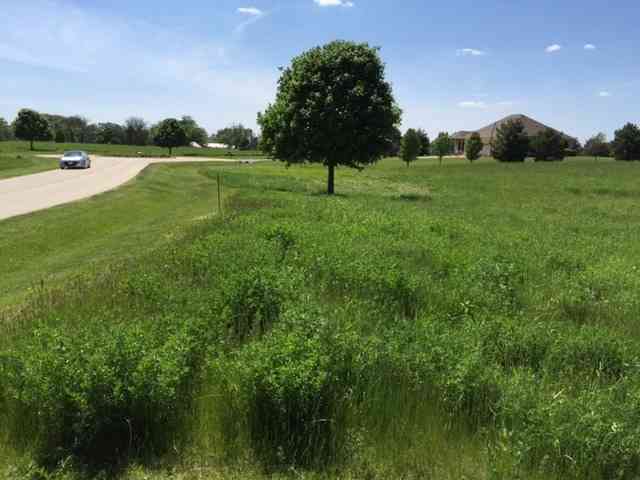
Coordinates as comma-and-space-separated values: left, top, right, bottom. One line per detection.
1, 315, 205, 468
214, 307, 368, 469
222, 267, 288, 341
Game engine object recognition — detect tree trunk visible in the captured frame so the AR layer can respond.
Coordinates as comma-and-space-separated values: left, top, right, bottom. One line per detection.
327, 163, 335, 195
169, 147, 172, 156
30, 139, 34, 151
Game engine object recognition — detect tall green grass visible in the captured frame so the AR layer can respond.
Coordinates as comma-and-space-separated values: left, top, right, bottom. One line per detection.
1, 157, 640, 479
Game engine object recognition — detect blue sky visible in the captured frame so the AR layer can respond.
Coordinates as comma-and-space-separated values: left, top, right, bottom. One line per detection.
0, 0, 637, 142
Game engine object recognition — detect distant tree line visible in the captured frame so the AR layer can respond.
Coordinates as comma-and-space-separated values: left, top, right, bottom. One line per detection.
0, 109, 262, 153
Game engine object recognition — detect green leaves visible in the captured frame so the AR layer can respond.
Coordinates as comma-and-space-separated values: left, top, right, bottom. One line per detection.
465, 132, 483, 162
399, 129, 421, 166
492, 119, 530, 162
258, 41, 401, 194
153, 118, 187, 155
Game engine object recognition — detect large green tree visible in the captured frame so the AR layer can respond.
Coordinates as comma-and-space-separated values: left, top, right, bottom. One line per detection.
584, 133, 610, 161
179, 116, 208, 146
213, 124, 256, 150
530, 128, 566, 162
153, 118, 187, 155
258, 40, 401, 195
492, 119, 530, 162
0, 118, 13, 141
612, 123, 640, 161
400, 129, 421, 167
13, 109, 50, 151
96, 123, 126, 145
416, 129, 430, 156
465, 132, 483, 163
124, 117, 150, 146
432, 132, 451, 166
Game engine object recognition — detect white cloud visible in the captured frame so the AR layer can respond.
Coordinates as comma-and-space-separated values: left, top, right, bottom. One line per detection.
458, 101, 487, 109
314, 0, 355, 7
584, 44, 597, 50
456, 48, 486, 57
598, 91, 612, 97
238, 7, 263, 16
235, 6, 267, 34
545, 44, 562, 53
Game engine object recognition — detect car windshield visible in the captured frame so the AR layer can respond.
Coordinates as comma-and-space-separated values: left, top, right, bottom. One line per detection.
64, 151, 83, 157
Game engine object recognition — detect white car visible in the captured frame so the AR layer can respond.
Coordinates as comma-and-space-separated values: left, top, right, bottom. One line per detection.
60, 151, 91, 169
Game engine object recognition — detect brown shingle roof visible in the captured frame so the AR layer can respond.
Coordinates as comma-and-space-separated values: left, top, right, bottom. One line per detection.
453, 114, 576, 142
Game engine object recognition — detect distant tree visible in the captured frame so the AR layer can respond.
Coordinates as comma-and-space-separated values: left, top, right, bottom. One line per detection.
612, 123, 640, 161
0, 118, 14, 141
258, 41, 401, 195
416, 129, 430, 156
584, 133, 610, 161
154, 118, 187, 155
465, 132, 483, 163
96, 123, 125, 144
530, 128, 567, 162
124, 117, 150, 146
386, 126, 402, 156
179, 116, 208, 146
432, 132, 451, 166
213, 124, 256, 150
565, 137, 582, 156
13, 109, 50, 150
400, 129, 421, 167
492, 119, 530, 162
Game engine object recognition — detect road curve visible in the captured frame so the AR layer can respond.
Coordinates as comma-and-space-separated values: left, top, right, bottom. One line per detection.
0, 155, 259, 222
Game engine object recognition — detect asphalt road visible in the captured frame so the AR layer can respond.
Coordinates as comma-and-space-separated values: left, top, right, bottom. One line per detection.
0, 155, 259, 221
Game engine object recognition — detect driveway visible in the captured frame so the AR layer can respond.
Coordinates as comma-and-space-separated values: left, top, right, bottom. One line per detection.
0, 155, 262, 221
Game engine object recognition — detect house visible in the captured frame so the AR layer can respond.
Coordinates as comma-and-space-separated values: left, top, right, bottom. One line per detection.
451, 114, 576, 156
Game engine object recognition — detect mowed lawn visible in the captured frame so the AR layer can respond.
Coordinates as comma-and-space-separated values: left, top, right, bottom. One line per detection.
2, 155, 640, 480
0, 152, 59, 179
0, 140, 266, 158
0, 161, 236, 306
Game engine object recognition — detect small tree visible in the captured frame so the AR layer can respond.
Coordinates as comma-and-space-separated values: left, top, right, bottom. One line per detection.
13, 109, 50, 150
465, 132, 483, 163
432, 132, 451, 166
492, 119, 529, 162
530, 128, 567, 162
154, 119, 187, 156
584, 133, 610, 161
612, 123, 640, 161
400, 129, 421, 167
258, 41, 401, 195
416, 129, 430, 156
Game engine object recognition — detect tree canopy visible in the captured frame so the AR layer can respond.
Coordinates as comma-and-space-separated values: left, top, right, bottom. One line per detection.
154, 118, 187, 155
416, 129, 430, 156
530, 128, 566, 162
492, 119, 530, 162
584, 133, 610, 160
612, 123, 640, 161
124, 117, 150, 146
213, 124, 257, 150
465, 132, 483, 163
258, 40, 401, 194
13, 109, 50, 150
180, 116, 208, 146
400, 129, 421, 167
0, 118, 13, 141
432, 132, 451, 165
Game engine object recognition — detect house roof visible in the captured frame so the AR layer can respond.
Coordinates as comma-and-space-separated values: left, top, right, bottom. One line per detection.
451, 114, 575, 142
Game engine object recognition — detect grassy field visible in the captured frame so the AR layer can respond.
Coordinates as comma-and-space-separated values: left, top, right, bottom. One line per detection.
2, 155, 640, 479
0, 152, 59, 179
0, 140, 266, 159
